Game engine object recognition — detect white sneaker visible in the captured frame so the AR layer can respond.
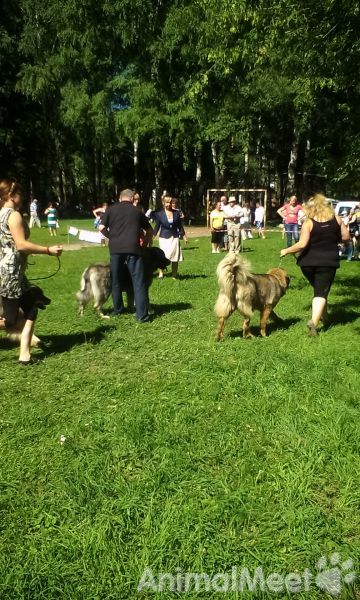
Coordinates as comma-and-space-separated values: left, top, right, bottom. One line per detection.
212, 250, 216, 253
216, 249, 220, 253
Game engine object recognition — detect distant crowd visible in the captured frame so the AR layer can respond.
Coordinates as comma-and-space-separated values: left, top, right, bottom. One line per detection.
208, 193, 360, 260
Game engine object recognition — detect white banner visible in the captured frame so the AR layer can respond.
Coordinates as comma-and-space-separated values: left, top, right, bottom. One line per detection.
68, 226, 79, 236
78, 229, 103, 244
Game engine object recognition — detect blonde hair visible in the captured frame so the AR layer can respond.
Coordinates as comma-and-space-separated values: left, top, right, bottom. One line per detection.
304, 194, 334, 221
162, 195, 172, 207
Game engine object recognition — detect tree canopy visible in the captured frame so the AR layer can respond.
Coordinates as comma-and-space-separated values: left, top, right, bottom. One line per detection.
1, 0, 359, 210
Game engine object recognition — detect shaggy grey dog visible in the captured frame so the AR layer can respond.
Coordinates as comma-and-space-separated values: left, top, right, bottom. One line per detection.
76, 247, 170, 318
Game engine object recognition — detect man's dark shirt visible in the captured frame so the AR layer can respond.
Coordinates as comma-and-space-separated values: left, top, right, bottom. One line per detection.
102, 202, 152, 255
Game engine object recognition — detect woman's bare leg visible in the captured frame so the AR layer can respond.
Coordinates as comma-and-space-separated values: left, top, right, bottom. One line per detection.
19, 319, 36, 362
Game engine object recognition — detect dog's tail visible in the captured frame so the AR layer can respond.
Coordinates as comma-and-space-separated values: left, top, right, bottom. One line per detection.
78, 266, 91, 293
76, 267, 92, 309
215, 254, 253, 320
216, 253, 251, 296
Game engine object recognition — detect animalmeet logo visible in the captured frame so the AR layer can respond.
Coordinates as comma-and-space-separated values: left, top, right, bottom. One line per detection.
137, 553, 356, 596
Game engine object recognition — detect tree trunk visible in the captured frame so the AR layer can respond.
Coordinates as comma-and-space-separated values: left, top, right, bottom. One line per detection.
90, 146, 97, 202
154, 145, 162, 200
195, 145, 202, 183
287, 127, 299, 195
95, 146, 102, 200
133, 138, 139, 185
244, 150, 249, 174
211, 141, 220, 187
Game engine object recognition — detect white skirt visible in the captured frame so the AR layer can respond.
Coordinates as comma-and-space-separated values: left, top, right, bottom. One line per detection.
159, 236, 183, 262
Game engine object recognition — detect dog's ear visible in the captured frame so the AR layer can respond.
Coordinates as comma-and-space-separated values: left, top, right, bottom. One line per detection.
267, 268, 289, 289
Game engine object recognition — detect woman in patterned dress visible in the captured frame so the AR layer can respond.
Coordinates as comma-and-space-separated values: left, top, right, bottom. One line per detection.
0, 180, 62, 364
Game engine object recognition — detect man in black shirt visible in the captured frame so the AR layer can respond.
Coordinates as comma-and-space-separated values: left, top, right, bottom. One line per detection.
100, 189, 153, 322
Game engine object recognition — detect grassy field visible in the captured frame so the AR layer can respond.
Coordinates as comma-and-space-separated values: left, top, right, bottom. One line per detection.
0, 221, 359, 599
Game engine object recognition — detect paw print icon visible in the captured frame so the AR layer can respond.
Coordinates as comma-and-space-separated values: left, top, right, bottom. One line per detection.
315, 553, 356, 596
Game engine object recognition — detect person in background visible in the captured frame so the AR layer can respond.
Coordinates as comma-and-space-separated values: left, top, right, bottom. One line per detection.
171, 198, 187, 243
241, 202, 253, 240
277, 195, 302, 247
219, 195, 229, 250
280, 194, 350, 337
210, 200, 225, 253
93, 202, 109, 226
44, 202, 59, 236
348, 205, 360, 260
339, 211, 352, 261
133, 192, 144, 212
93, 202, 108, 246
29, 198, 41, 228
100, 188, 153, 322
0, 179, 62, 364
254, 202, 266, 239
220, 195, 228, 211
153, 196, 185, 279
223, 196, 244, 253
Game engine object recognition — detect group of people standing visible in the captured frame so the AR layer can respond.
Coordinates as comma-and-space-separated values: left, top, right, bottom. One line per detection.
209, 195, 265, 254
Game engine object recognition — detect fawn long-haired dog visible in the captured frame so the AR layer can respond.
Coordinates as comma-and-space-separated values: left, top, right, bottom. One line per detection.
215, 254, 289, 339
76, 247, 170, 318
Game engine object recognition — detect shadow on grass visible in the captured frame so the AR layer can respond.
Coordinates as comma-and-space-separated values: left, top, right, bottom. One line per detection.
325, 308, 359, 329
228, 316, 301, 338
176, 274, 207, 280
41, 324, 116, 355
0, 337, 15, 350
154, 302, 192, 316
182, 246, 199, 250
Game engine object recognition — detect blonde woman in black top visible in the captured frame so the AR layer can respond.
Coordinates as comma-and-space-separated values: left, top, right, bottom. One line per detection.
280, 194, 350, 336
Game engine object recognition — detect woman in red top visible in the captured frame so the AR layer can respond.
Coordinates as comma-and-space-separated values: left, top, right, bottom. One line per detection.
278, 195, 303, 247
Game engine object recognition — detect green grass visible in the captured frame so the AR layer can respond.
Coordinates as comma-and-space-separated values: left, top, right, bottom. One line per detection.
1, 221, 359, 599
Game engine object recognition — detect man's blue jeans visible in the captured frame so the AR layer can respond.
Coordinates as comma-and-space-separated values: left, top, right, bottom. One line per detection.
285, 223, 299, 247
110, 253, 148, 322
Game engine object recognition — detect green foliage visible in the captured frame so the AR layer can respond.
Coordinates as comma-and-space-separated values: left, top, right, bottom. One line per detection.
1, 0, 360, 199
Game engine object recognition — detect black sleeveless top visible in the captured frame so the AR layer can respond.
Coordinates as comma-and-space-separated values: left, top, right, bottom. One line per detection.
297, 218, 341, 268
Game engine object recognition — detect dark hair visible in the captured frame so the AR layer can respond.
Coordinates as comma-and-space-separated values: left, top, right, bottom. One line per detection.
0, 179, 23, 208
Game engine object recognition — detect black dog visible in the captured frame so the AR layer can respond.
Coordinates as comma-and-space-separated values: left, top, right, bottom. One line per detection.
0, 285, 51, 346
76, 247, 170, 318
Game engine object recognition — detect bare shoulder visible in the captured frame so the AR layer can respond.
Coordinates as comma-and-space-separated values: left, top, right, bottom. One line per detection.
302, 218, 313, 231
8, 210, 22, 224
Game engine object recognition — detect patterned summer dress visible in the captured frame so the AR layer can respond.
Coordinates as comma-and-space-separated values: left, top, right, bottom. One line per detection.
0, 207, 29, 299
